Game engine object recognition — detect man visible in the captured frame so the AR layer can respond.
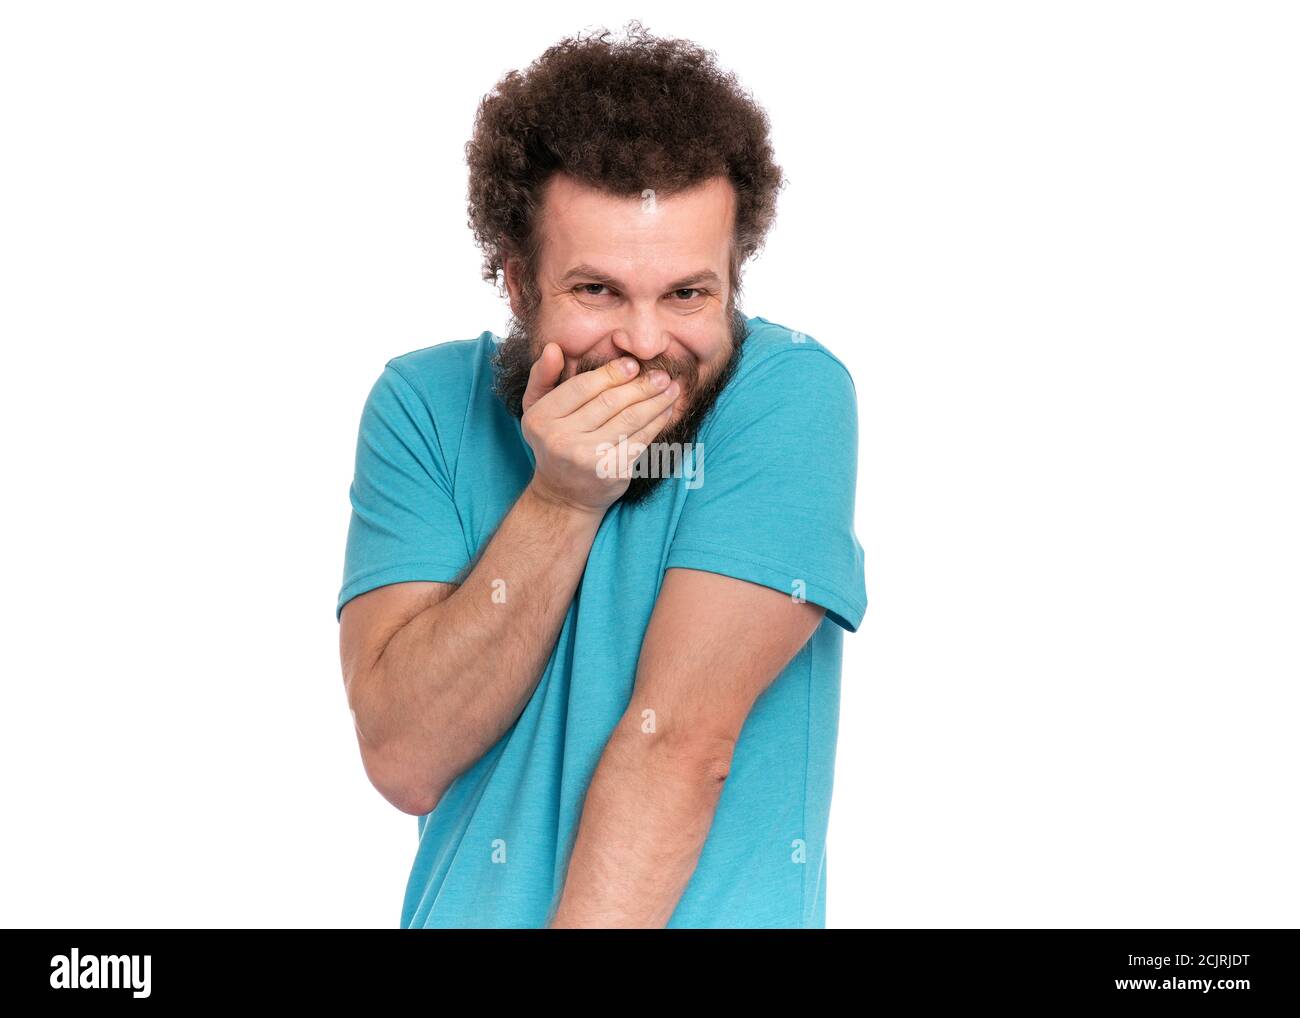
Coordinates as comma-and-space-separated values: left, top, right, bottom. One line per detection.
336, 22, 867, 928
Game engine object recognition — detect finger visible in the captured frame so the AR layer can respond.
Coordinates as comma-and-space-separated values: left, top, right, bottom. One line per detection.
592, 379, 681, 446
542, 355, 642, 417
521, 342, 564, 414
619, 401, 679, 466
567, 367, 673, 432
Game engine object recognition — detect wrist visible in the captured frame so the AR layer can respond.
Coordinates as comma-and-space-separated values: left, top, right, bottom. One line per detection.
524, 478, 607, 523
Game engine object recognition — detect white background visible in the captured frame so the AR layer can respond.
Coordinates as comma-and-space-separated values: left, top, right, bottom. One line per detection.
2, 2, 1296, 928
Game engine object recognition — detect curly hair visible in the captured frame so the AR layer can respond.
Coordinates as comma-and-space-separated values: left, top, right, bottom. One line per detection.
464, 20, 785, 314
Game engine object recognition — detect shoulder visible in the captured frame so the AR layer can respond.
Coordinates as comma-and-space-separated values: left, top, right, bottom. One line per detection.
382, 332, 495, 406
701, 317, 858, 439
365, 331, 495, 421
358, 332, 496, 459
734, 316, 857, 389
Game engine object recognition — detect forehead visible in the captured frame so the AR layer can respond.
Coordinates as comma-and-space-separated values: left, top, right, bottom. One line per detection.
537, 172, 736, 284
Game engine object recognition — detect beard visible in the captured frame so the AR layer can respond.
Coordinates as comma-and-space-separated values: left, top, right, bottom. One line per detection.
492, 302, 749, 507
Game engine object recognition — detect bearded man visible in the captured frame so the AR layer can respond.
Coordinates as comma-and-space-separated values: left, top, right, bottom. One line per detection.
337, 22, 867, 928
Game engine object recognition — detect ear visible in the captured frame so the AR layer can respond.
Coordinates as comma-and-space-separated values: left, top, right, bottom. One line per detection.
501, 245, 521, 316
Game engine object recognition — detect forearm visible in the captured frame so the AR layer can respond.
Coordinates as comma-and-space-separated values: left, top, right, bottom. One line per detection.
352, 481, 603, 803
548, 727, 733, 928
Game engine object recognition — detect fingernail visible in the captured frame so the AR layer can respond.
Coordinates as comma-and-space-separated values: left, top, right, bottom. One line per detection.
666, 381, 681, 398
648, 369, 670, 387
620, 357, 639, 376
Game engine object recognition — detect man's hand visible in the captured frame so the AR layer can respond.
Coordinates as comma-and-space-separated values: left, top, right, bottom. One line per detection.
521, 343, 680, 514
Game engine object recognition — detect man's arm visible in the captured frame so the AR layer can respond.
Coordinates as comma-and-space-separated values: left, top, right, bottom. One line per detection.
548, 566, 826, 928
339, 346, 681, 816
339, 485, 601, 816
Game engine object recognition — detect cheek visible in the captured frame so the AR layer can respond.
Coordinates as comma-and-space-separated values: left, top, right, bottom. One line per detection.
541, 306, 606, 374
681, 330, 731, 375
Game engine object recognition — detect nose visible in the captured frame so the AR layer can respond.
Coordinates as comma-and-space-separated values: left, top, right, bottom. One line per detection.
610, 323, 670, 363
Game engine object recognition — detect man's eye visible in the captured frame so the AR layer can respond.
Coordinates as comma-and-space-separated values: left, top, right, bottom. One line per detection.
575, 284, 704, 301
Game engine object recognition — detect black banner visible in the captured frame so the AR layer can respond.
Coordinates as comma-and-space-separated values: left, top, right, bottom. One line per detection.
3, 929, 1295, 1006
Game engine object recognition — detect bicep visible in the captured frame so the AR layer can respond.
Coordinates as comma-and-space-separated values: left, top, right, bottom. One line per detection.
629, 567, 825, 746
339, 580, 458, 690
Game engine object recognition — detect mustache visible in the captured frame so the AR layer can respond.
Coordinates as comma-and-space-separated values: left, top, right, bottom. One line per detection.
492, 303, 749, 423
573, 351, 700, 392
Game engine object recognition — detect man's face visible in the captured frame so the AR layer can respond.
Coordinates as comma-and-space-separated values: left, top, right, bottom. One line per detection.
494, 172, 748, 505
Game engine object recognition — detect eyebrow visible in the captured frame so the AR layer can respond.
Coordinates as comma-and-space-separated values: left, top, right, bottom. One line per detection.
558, 264, 722, 292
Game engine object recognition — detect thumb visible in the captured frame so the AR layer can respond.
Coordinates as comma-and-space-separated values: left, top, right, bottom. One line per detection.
521, 342, 564, 413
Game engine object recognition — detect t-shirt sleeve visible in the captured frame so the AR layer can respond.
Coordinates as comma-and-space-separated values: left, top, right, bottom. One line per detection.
664, 346, 868, 632
336, 363, 471, 619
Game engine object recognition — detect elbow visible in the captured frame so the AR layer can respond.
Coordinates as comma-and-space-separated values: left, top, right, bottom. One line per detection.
344, 666, 448, 816
623, 728, 737, 786
349, 709, 449, 817
361, 739, 448, 816
376, 760, 440, 817
389, 786, 441, 819
687, 739, 735, 785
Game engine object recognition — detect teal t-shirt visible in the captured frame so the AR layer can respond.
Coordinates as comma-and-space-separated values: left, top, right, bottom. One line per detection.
337, 315, 868, 928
